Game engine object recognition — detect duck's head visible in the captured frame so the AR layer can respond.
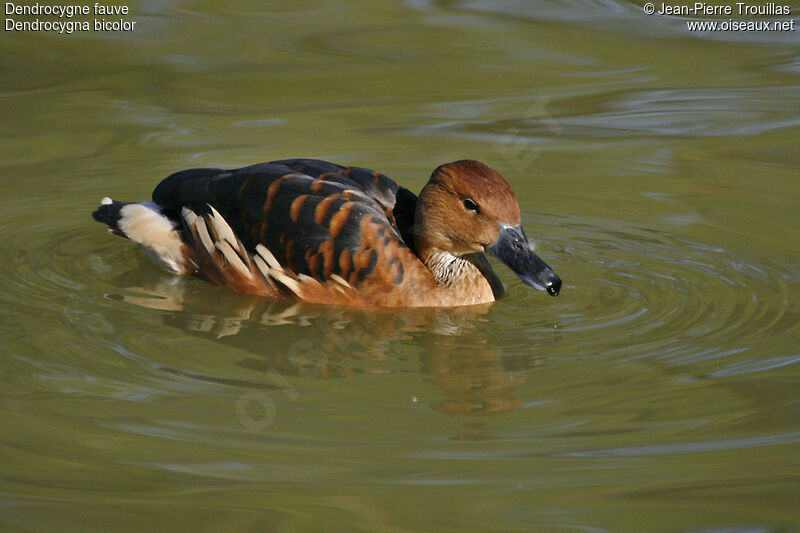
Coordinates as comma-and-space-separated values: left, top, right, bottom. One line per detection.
415, 160, 562, 296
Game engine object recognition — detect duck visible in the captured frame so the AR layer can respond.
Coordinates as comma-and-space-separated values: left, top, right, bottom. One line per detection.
92, 158, 562, 307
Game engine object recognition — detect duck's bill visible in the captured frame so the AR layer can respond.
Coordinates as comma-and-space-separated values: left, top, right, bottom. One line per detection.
486, 224, 562, 297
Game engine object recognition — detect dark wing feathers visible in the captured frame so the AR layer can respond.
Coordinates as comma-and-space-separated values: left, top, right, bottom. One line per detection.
152, 159, 418, 285
393, 186, 418, 255
272, 158, 399, 211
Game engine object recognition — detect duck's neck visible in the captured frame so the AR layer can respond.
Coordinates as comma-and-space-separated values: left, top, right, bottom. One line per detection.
420, 248, 504, 305
411, 184, 504, 305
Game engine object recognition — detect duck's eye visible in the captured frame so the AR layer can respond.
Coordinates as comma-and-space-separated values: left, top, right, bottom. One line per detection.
463, 198, 479, 213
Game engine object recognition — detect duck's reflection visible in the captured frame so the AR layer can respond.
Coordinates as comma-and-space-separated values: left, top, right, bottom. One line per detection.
109, 266, 538, 422
422, 342, 528, 416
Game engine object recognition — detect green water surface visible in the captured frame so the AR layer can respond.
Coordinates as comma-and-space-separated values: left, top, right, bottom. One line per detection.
1, 1, 799, 531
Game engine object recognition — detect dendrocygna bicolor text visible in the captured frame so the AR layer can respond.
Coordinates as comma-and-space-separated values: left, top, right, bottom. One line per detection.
93, 159, 562, 307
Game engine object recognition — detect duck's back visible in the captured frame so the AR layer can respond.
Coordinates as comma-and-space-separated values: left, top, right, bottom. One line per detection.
149, 159, 429, 305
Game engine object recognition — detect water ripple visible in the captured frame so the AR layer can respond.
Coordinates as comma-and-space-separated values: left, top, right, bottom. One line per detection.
403, 87, 800, 141
500, 214, 799, 376
1, 207, 797, 383
563, 431, 800, 456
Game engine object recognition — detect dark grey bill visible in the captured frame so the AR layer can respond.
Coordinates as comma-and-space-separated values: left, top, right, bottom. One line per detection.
485, 224, 562, 296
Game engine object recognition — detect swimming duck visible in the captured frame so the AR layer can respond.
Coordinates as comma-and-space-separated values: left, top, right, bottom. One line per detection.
92, 158, 561, 307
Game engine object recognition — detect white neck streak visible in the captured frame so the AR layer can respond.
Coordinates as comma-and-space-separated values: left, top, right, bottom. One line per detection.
422, 250, 505, 304
425, 251, 475, 286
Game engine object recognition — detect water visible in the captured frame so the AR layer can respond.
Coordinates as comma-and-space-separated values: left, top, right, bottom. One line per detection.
1, 1, 799, 531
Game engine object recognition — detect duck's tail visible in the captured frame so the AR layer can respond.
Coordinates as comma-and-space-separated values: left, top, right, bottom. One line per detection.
91, 197, 129, 237
92, 197, 194, 275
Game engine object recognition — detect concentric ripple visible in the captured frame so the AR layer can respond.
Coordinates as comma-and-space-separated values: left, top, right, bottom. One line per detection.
501, 214, 799, 374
